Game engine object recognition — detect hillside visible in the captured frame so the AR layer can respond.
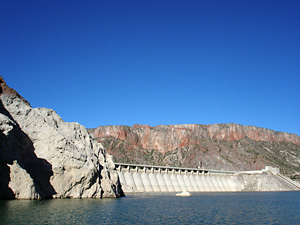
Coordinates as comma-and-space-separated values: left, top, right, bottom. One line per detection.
89, 124, 300, 177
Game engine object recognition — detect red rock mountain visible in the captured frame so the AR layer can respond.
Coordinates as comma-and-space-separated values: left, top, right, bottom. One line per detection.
89, 124, 300, 176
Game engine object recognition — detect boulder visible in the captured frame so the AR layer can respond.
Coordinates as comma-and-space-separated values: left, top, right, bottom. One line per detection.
176, 191, 191, 197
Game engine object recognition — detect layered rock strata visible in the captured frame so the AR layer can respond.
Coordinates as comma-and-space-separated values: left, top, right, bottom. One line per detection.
0, 76, 123, 199
90, 124, 300, 176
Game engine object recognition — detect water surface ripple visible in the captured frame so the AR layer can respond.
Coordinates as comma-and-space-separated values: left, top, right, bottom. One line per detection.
1, 192, 299, 224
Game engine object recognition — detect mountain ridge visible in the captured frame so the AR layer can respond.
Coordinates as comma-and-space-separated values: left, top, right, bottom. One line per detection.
89, 123, 300, 177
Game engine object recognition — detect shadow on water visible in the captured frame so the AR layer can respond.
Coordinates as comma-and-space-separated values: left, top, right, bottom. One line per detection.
0, 93, 56, 199
0, 198, 117, 224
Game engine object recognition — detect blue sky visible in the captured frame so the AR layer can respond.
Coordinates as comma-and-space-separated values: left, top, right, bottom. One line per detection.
1, 0, 299, 135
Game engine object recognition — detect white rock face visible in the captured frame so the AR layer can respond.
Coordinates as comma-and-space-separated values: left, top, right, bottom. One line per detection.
0, 77, 123, 199
8, 160, 40, 199
237, 173, 299, 191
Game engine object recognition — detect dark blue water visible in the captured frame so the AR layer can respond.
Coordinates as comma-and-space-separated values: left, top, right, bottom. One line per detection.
1, 192, 300, 224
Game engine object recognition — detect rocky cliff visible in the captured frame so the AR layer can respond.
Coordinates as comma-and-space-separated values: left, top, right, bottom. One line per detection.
89, 124, 300, 176
0, 76, 123, 199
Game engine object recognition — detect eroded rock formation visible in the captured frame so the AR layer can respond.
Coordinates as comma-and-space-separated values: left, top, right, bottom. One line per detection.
0, 76, 123, 199
89, 124, 300, 176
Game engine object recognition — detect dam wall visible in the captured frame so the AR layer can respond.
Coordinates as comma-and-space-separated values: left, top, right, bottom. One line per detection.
116, 163, 241, 193
115, 163, 300, 193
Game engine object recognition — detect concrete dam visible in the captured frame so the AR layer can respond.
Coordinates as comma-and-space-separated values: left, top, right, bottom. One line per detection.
115, 163, 300, 193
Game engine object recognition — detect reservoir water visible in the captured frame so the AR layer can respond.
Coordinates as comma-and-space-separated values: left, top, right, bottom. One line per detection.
1, 192, 300, 224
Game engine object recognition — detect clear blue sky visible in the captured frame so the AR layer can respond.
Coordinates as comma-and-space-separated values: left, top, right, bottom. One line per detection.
1, 0, 299, 135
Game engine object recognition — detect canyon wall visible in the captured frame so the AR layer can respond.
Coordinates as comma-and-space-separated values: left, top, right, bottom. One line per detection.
0, 76, 123, 199
90, 124, 300, 176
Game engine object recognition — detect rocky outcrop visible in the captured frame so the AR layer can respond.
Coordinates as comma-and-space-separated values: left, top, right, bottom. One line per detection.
207, 124, 299, 145
0, 76, 124, 199
237, 173, 300, 191
90, 124, 300, 176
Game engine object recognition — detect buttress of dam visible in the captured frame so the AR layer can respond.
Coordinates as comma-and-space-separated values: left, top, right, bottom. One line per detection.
115, 163, 242, 193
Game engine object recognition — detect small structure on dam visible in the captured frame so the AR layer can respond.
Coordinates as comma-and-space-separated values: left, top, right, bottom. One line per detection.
115, 163, 300, 193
